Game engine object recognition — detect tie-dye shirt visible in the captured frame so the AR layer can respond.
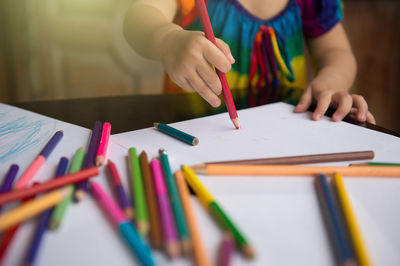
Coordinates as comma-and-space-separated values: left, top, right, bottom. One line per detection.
164, 0, 343, 114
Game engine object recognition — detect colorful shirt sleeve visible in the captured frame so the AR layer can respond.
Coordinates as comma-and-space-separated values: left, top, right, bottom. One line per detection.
297, 0, 343, 38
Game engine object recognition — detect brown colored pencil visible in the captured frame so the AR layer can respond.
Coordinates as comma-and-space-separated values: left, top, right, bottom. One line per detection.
139, 151, 163, 249
175, 171, 212, 266
193, 151, 374, 166
0, 167, 99, 206
191, 164, 400, 177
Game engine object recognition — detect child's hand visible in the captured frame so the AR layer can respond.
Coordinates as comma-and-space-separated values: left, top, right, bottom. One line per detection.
294, 74, 376, 124
160, 29, 235, 107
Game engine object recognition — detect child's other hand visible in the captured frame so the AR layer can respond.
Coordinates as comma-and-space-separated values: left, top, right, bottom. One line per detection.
293, 74, 376, 124
160, 29, 235, 107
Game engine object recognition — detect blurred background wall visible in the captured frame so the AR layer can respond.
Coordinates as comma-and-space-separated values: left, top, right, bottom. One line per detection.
0, 0, 399, 132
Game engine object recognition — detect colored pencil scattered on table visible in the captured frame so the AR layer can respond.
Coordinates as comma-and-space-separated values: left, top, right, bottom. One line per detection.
191, 164, 400, 177
159, 149, 191, 255
218, 233, 235, 266
0, 187, 73, 231
139, 151, 163, 249
194, 0, 239, 129
0, 165, 19, 213
0, 167, 99, 206
314, 174, 356, 266
129, 148, 149, 236
25, 157, 69, 266
175, 171, 211, 266
90, 181, 154, 266
75, 121, 102, 201
332, 173, 372, 266
154, 123, 199, 146
96, 122, 111, 166
151, 159, 180, 258
50, 148, 85, 230
14, 131, 63, 190
107, 160, 134, 220
196, 150, 375, 166
182, 166, 254, 259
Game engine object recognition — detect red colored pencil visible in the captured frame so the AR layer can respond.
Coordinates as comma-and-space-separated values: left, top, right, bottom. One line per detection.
195, 0, 239, 129
0, 167, 99, 206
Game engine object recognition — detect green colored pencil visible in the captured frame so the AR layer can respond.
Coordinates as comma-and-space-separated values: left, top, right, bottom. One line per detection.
182, 166, 254, 259
49, 147, 85, 230
351, 162, 400, 166
159, 149, 191, 255
129, 147, 149, 236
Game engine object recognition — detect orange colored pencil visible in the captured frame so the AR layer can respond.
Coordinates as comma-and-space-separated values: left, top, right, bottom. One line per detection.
139, 151, 163, 249
175, 171, 212, 266
191, 164, 400, 177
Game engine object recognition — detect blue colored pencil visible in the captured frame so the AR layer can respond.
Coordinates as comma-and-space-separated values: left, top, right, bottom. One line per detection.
75, 121, 102, 201
315, 174, 356, 266
24, 157, 69, 266
15, 131, 64, 189
0, 165, 19, 213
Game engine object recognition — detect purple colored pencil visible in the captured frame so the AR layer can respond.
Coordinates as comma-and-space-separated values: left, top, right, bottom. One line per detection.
0, 165, 19, 212
25, 157, 69, 266
14, 131, 64, 190
107, 160, 135, 220
218, 233, 235, 266
75, 121, 102, 201
150, 159, 180, 258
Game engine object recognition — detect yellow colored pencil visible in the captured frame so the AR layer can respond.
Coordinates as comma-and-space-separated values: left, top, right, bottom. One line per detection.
332, 173, 372, 266
0, 187, 72, 232
175, 171, 212, 266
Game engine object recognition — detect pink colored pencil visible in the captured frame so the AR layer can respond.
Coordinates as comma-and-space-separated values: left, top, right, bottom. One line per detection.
96, 122, 111, 166
195, 0, 239, 129
14, 131, 63, 190
90, 181, 126, 226
150, 159, 180, 258
218, 233, 235, 266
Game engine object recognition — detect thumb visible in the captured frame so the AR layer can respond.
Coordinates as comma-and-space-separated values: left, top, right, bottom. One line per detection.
215, 38, 235, 64
294, 86, 312, 113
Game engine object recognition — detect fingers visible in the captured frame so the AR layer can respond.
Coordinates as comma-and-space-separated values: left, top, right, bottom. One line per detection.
215, 38, 235, 64
203, 41, 232, 73
197, 64, 222, 95
312, 91, 332, 121
366, 111, 376, 124
331, 93, 352, 122
294, 86, 313, 113
185, 75, 221, 108
351, 94, 368, 122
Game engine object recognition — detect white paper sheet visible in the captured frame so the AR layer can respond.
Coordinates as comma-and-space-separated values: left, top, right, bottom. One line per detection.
1, 102, 400, 266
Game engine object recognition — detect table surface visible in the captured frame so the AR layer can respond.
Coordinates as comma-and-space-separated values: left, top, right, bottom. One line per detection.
8, 94, 400, 137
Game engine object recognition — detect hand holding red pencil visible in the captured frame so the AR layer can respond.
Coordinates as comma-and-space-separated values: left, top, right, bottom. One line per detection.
161, 30, 235, 107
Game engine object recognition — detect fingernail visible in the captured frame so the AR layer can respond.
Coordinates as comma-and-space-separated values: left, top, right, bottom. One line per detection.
360, 113, 366, 121
228, 53, 235, 63
314, 114, 321, 120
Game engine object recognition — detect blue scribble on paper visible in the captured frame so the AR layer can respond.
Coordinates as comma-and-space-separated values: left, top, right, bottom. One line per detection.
0, 109, 56, 163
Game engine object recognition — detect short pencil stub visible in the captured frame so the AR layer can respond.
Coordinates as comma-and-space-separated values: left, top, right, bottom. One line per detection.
192, 138, 199, 146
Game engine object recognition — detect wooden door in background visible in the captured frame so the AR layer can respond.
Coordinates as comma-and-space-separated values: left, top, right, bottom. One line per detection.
0, 0, 163, 101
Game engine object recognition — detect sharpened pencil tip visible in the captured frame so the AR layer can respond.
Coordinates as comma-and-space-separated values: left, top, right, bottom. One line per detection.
232, 118, 240, 129
153, 122, 159, 128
